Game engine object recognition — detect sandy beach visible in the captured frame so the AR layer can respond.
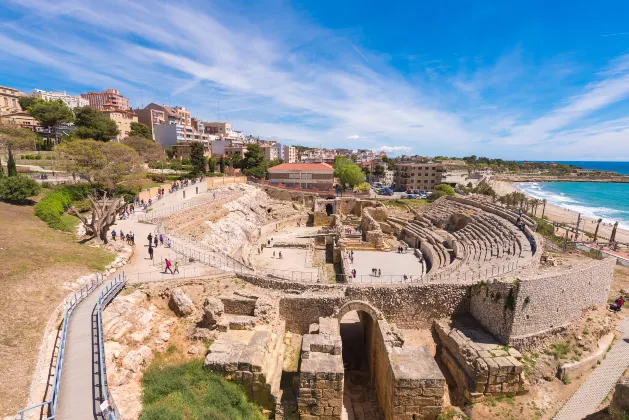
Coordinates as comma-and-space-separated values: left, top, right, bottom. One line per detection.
490, 180, 629, 245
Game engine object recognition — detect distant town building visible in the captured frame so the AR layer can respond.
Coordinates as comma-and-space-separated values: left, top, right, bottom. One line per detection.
261, 144, 278, 160
172, 141, 211, 160
394, 162, 446, 192
204, 122, 231, 136
81, 89, 130, 111
102, 110, 138, 141
0, 111, 39, 130
33, 89, 89, 109
283, 145, 297, 163
0, 86, 23, 115
267, 163, 334, 190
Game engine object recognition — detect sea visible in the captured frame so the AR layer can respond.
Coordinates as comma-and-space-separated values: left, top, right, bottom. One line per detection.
515, 161, 629, 230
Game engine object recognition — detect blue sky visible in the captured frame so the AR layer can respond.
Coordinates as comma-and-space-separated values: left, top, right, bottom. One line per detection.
2, 0, 629, 160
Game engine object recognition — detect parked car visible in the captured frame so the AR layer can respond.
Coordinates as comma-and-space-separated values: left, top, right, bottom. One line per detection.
413, 189, 420, 194
381, 189, 393, 196
406, 189, 413, 194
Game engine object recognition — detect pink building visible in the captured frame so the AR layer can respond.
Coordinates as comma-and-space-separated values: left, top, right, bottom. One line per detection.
81, 89, 130, 111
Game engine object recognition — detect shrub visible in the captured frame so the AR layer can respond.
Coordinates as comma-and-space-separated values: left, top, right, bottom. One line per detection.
140, 359, 264, 420
34, 184, 93, 230
0, 176, 41, 203
151, 174, 166, 183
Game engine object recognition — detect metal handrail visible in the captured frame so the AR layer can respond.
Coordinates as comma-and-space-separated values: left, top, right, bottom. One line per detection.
95, 275, 126, 420
17, 274, 107, 420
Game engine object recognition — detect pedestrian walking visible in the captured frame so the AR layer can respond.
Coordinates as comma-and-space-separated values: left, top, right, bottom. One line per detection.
164, 258, 173, 274
279, 251, 283, 259
148, 245, 154, 260
148, 233, 153, 246
131, 232, 135, 245
111, 230, 117, 241
119, 230, 124, 241
378, 269, 381, 277
173, 261, 180, 274
159, 234, 164, 245
273, 251, 276, 258
154, 236, 158, 247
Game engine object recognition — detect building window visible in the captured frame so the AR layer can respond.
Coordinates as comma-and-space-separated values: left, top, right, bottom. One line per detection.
3, 97, 7, 106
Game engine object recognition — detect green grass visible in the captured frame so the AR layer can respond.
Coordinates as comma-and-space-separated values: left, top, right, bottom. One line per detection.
59, 214, 80, 231
544, 342, 571, 360
140, 359, 265, 420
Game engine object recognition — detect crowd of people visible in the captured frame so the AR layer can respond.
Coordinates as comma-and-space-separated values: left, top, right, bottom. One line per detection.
111, 229, 135, 245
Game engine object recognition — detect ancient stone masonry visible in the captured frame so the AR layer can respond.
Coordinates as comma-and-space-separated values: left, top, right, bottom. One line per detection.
298, 317, 344, 420
203, 291, 285, 411
434, 318, 527, 403
610, 377, 629, 417
360, 206, 389, 249
470, 257, 616, 350
334, 301, 446, 420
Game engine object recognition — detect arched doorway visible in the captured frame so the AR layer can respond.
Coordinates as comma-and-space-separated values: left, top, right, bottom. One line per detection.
337, 302, 385, 419
325, 203, 334, 216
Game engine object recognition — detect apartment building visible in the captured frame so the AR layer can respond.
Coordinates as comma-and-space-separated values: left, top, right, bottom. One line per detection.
283, 145, 297, 163
103, 110, 138, 141
204, 122, 231, 136
394, 162, 446, 192
0, 86, 23, 115
0, 111, 39, 130
33, 89, 89, 109
261, 144, 278, 160
81, 89, 130, 111
135, 107, 166, 140
267, 163, 334, 190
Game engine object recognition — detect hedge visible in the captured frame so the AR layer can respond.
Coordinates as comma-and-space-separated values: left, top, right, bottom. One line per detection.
34, 184, 93, 231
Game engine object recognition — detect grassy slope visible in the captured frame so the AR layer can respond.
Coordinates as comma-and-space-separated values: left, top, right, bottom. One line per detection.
0, 202, 114, 416
140, 359, 265, 420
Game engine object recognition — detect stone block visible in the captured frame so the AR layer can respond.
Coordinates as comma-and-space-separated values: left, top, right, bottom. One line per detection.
494, 356, 514, 373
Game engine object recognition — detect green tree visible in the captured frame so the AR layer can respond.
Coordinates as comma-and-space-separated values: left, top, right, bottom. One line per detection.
338, 164, 365, 190
7, 145, 17, 177
219, 156, 225, 173
242, 144, 265, 170
374, 164, 385, 178
27, 99, 74, 142
334, 156, 365, 191
428, 183, 456, 202
227, 152, 243, 169
208, 156, 217, 173
268, 158, 283, 168
0, 176, 41, 203
56, 139, 144, 191
18, 95, 39, 111
189, 141, 206, 175
122, 136, 164, 163
73, 106, 120, 141
245, 165, 267, 179
128, 122, 152, 139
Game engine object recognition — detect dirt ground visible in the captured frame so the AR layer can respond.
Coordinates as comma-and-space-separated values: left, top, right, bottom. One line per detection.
0, 202, 114, 416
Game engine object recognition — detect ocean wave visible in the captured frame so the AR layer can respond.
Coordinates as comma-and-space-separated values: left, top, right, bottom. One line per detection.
514, 182, 629, 228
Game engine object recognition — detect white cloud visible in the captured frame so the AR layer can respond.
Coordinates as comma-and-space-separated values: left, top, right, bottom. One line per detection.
1, 0, 629, 160
377, 145, 412, 155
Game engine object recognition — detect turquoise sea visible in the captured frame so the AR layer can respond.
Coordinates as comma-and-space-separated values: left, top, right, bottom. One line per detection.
516, 181, 629, 230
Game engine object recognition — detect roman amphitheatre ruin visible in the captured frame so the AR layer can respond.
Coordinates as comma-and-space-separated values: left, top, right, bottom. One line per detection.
44, 180, 628, 420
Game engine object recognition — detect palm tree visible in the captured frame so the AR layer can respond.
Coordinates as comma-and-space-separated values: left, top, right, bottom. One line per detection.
593, 218, 603, 242
541, 199, 547, 219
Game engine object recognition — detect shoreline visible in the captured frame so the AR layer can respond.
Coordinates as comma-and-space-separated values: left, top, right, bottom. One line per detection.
493, 176, 629, 184
489, 180, 629, 245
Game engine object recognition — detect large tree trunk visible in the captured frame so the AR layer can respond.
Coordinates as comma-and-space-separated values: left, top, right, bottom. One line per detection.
70, 192, 125, 243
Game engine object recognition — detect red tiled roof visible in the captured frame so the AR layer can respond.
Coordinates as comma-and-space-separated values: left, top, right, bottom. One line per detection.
268, 163, 334, 172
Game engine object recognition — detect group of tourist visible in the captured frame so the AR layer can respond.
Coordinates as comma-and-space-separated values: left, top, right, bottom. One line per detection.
119, 204, 135, 220
163, 258, 180, 274
396, 245, 408, 253
345, 227, 361, 235
111, 229, 135, 245
272, 250, 283, 259
346, 249, 355, 263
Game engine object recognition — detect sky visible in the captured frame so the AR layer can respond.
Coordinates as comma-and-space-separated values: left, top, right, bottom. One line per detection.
1, 0, 629, 160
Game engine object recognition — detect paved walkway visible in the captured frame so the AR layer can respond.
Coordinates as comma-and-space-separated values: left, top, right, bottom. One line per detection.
52, 185, 227, 419
554, 317, 629, 420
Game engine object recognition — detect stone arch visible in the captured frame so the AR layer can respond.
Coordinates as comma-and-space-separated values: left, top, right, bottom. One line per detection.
335, 300, 384, 325
325, 203, 334, 216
